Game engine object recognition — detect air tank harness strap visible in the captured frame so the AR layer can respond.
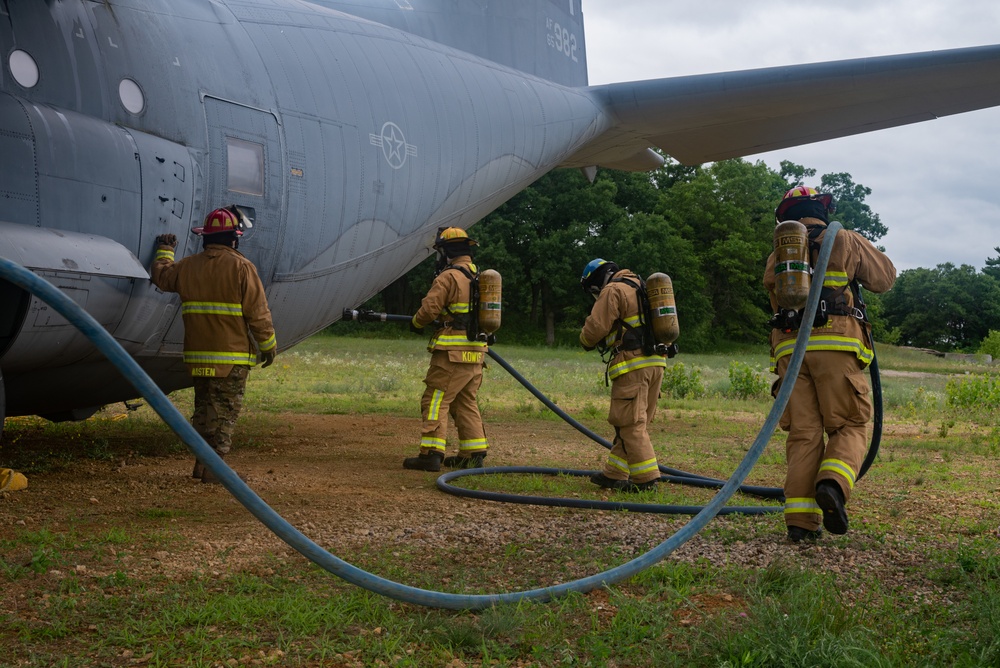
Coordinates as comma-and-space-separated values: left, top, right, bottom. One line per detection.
770, 225, 861, 332
441, 264, 478, 332
805, 224, 862, 320
608, 276, 647, 353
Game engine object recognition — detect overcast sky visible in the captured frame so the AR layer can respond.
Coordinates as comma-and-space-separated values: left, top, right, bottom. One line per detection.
582, 1, 1000, 272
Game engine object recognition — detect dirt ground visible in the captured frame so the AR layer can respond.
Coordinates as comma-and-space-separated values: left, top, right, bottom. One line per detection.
2, 412, 999, 602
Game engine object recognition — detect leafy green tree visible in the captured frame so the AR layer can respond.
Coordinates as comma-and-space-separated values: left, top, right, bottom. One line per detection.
475, 169, 617, 344
983, 246, 1000, 281
819, 172, 888, 242
659, 159, 787, 344
978, 329, 1000, 359
881, 264, 1000, 351
778, 160, 817, 188
778, 163, 887, 243
370, 156, 889, 353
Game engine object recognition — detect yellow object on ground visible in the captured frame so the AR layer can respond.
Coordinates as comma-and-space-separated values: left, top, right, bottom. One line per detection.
0, 468, 28, 492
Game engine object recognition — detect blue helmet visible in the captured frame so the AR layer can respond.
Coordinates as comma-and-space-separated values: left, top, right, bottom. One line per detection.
581, 258, 617, 295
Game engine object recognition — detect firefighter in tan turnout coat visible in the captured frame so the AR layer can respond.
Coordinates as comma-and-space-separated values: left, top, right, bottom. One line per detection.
403, 227, 490, 472
151, 206, 277, 483
579, 259, 666, 493
764, 187, 896, 542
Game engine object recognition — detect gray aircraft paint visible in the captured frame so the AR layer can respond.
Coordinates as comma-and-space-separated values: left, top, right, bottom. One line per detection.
1, 0, 1000, 423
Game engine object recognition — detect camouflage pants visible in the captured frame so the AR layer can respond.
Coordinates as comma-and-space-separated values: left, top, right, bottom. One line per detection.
191, 365, 250, 455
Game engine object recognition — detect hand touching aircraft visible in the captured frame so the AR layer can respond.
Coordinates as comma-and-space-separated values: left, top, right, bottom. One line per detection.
2, 0, 1000, 431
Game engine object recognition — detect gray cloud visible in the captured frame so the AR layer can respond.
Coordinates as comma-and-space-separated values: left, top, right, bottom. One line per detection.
583, 1, 1000, 270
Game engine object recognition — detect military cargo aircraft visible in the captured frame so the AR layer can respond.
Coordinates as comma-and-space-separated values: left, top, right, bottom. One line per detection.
2, 0, 1000, 436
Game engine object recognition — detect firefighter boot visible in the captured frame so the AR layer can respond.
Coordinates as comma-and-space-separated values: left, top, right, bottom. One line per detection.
815, 481, 849, 535
192, 459, 205, 479
591, 473, 658, 493
199, 452, 225, 484
442, 453, 486, 469
590, 472, 629, 490
403, 452, 443, 472
626, 479, 658, 493
787, 526, 823, 543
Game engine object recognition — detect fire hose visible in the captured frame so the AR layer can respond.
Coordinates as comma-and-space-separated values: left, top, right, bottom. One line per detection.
0, 221, 874, 609
346, 227, 881, 513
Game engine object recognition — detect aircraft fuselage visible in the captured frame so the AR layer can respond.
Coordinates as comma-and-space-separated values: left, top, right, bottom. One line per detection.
0, 0, 603, 419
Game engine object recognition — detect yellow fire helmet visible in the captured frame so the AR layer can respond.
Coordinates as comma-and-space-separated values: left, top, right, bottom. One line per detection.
434, 226, 478, 248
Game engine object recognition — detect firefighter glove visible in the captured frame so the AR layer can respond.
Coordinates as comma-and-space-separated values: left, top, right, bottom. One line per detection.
155, 234, 177, 248
409, 321, 424, 335
260, 349, 276, 368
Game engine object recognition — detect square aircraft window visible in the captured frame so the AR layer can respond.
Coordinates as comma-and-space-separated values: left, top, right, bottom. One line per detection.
226, 137, 264, 196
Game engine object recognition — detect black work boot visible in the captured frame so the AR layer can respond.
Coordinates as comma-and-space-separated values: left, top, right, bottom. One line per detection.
787, 526, 823, 543
627, 479, 658, 493
442, 453, 486, 469
590, 473, 632, 491
591, 473, 658, 493
815, 481, 849, 535
402, 452, 443, 472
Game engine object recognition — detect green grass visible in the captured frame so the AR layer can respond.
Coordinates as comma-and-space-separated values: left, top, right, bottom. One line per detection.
4, 334, 1000, 666
5, 542, 999, 666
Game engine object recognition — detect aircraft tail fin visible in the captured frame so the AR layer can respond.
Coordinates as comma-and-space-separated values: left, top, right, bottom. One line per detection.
478, 0, 589, 86
308, 0, 588, 86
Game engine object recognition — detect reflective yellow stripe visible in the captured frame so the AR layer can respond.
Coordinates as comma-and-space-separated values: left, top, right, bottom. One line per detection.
608, 454, 629, 475
181, 301, 244, 316
458, 438, 488, 453
630, 458, 659, 477
819, 459, 857, 489
427, 389, 444, 421
420, 436, 446, 452
448, 302, 471, 314
608, 355, 667, 379
784, 497, 823, 516
823, 271, 849, 288
257, 333, 276, 352
772, 334, 874, 371
430, 334, 487, 348
183, 351, 257, 365
622, 314, 642, 327
155, 249, 175, 261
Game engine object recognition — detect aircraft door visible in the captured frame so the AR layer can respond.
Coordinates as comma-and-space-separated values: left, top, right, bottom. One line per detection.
203, 97, 284, 282
115, 128, 198, 350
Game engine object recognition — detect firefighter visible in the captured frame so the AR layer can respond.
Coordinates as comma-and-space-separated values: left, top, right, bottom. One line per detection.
579, 259, 665, 492
403, 227, 490, 472
151, 206, 277, 483
764, 186, 896, 542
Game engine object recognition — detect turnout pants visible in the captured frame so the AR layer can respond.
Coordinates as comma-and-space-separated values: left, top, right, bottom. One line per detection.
191, 365, 250, 456
417, 351, 488, 456
776, 351, 871, 531
603, 365, 663, 485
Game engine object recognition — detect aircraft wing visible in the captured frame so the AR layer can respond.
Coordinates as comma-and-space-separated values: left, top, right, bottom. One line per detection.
567, 44, 1000, 169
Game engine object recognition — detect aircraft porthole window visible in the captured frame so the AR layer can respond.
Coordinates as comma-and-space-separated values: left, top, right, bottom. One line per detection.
118, 78, 146, 115
226, 137, 265, 196
9, 50, 39, 89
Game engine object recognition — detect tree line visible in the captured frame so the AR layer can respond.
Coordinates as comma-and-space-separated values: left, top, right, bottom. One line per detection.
370, 157, 1000, 354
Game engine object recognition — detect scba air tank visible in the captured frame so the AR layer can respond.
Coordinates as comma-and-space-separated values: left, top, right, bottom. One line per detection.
645, 272, 679, 345
478, 269, 502, 334
773, 220, 811, 311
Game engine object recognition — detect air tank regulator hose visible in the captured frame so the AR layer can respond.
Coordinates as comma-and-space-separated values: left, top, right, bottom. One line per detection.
0, 221, 878, 609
